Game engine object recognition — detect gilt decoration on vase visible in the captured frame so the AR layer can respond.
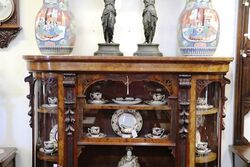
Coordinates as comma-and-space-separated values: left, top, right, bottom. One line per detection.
35, 0, 76, 55
178, 0, 219, 56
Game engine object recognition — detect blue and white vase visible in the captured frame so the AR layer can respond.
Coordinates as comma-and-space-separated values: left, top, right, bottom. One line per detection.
35, 0, 75, 55
178, 0, 219, 56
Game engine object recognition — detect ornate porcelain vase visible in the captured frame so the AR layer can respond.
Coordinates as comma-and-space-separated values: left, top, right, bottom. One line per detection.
178, 0, 219, 56
35, 0, 75, 55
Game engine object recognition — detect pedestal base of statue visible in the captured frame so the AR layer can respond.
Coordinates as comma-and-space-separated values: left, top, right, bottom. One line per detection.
94, 43, 123, 56
134, 43, 163, 56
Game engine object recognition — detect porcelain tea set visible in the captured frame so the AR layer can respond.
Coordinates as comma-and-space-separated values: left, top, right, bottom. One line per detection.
145, 93, 167, 105
196, 97, 213, 110
89, 92, 108, 104
42, 96, 58, 109
88, 91, 167, 106
87, 126, 106, 138
195, 130, 211, 155
39, 140, 58, 154
145, 127, 167, 139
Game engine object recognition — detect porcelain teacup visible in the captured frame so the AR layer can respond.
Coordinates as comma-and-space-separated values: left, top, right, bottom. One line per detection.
197, 97, 207, 105
48, 97, 57, 105
196, 142, 208, 150
44, 141, 54, 150
152, 93, 165, 101
88, 126, 100, 136
90, 92, 102, 101
152, 127, 165, 137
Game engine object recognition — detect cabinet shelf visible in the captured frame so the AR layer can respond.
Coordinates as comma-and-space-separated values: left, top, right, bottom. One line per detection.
84, 103, 171, 111
196, 108, 218, 115
78, 137, 176, 147
37, 151, 58, 162
37, 107, 57, 114
195, 152, 217, 163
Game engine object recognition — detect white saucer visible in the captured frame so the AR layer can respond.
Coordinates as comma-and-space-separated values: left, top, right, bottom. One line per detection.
39, 148, 55, 154
196, 105, 213, 110
88, 99, 108, 104
196, 148, 211, 155
42, 104, 57, 109
112, 97, 142, 105
145, 100, 167, 106
145, 133, 168, 139
86, 133, 106, 138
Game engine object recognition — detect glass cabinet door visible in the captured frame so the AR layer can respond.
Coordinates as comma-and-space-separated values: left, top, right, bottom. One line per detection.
195, 82, 221, 167
34, 75, 59, 167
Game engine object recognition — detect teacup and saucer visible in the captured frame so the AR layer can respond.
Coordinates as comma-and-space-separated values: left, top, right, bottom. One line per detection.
152, 127, 165, 138
145, 127, 167, 139
41, 140, 56, 154
145, 93, 167, 105
196, 142, 211, 155
89, 92, 107, 104
87, 126, 106, 138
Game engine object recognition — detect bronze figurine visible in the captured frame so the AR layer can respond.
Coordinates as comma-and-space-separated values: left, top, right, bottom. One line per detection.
101, 0, 116, 43
143, 0, 158, 44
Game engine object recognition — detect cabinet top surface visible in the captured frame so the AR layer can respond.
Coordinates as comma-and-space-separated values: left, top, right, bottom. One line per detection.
0, 147, 17, 162
23, 55, 233, 73
23, 55, 233, 62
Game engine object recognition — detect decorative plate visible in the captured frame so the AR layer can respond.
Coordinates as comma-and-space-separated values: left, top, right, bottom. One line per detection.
111, 109, 143, 137
112, 97, 142, 105
49, 124, 58, 142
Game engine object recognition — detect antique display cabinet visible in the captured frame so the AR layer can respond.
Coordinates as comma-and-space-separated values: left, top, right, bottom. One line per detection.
23, 56, 232, 167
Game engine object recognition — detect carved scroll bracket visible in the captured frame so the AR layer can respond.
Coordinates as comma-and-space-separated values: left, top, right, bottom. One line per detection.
196, 80, 214, 96
24, 72, 35, 128
0, 28, 22, 48
64, 73, 76, 136
222, 76, 231, 130
178, 74, 191, 139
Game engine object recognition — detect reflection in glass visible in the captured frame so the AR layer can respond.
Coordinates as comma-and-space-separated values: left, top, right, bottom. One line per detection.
196, 82, 220, 167
244, 111, 250, 142
34, 76, 58, 167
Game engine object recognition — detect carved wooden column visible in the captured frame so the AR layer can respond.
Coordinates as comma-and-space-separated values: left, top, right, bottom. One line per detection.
24, 72, 35, 167
177, 74, 191, 167
63, 73, 76, 167
24, 72, 35, 128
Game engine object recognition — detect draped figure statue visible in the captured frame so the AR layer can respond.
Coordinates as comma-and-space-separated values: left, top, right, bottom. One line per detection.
143, 0, 158, 44
118, 148, 140, 167
101, 0, 116, 43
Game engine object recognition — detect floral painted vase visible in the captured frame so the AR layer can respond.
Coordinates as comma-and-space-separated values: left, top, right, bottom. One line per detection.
178, 0, 219, 56
35, 0, 75, 55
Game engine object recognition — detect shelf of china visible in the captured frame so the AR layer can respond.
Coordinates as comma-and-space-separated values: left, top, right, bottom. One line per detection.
196, 108, 218, 116
195, 152, 217, 164
84, 103, 172, 111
